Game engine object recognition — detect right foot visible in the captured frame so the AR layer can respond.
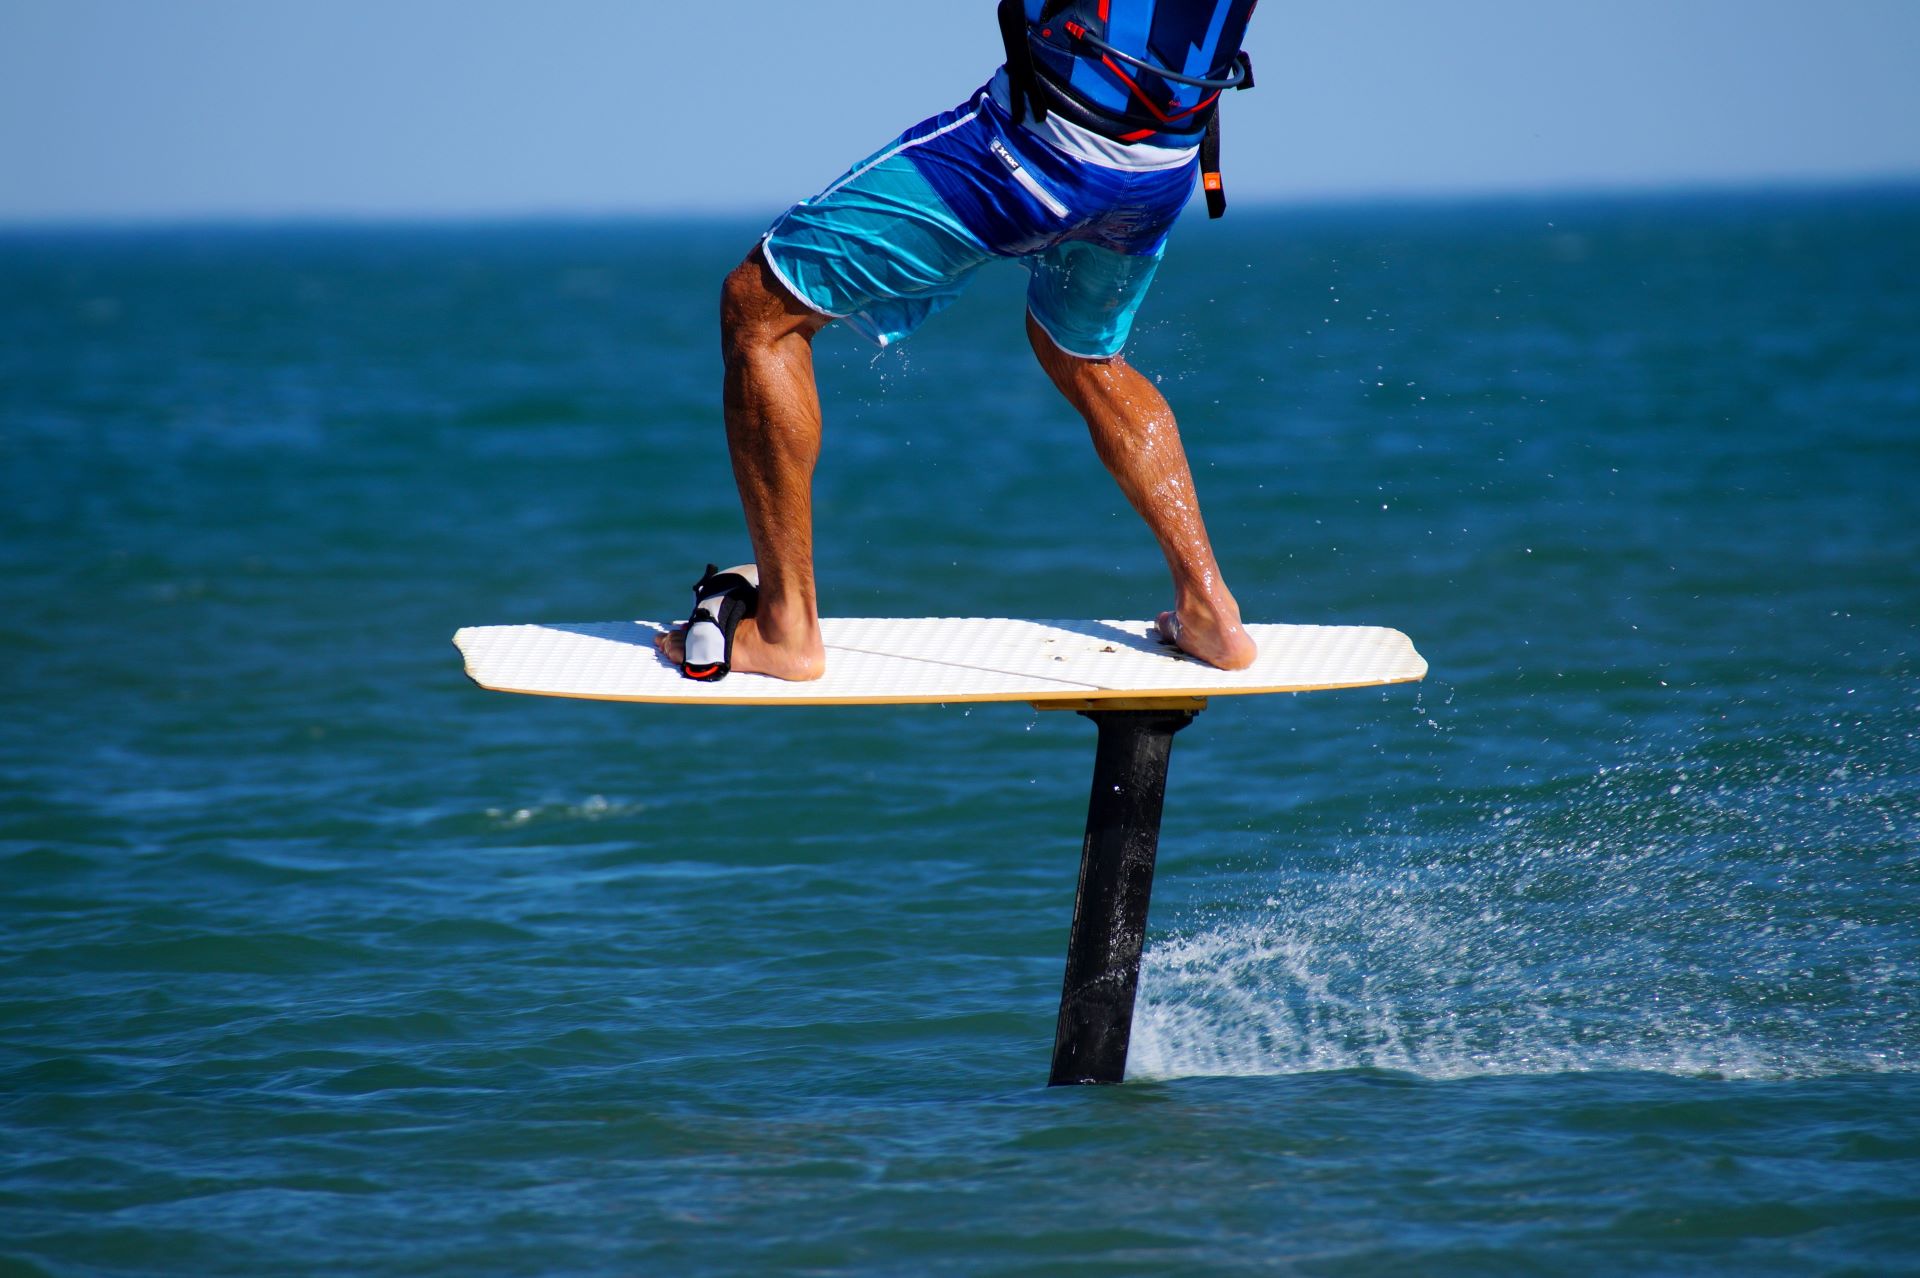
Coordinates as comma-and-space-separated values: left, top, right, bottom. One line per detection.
1156, 601, 1258, 671
655, 615, 827, 682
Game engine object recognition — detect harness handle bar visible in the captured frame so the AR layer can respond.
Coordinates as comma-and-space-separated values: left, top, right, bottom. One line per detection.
1074, 30, 1253, 92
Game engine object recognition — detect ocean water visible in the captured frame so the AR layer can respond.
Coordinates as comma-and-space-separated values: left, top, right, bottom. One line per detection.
2, 188, 1917, 1275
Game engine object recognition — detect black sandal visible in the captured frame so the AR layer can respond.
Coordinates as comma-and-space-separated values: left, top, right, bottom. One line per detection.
679, 563, 759, 681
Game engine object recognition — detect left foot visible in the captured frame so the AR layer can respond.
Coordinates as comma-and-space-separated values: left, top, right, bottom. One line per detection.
653, 614, 827, 681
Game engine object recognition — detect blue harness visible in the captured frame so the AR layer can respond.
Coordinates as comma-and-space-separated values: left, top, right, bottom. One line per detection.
999, 0, 1258, 216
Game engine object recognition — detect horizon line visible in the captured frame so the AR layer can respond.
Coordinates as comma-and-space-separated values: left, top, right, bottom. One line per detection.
2, 171, 1917, 236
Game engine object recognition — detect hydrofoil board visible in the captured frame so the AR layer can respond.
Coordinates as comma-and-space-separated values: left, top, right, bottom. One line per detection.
453, 618, 1426, 708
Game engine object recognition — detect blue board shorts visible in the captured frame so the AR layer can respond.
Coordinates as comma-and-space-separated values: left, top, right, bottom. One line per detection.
761, 77, 1200, 360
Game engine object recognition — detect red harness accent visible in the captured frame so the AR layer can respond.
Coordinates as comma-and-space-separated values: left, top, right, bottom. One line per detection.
1098, 54, 1220, 126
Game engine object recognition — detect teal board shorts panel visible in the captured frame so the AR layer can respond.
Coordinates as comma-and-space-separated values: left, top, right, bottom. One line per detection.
760, 140, 994, 351
761, 84, 1196, 360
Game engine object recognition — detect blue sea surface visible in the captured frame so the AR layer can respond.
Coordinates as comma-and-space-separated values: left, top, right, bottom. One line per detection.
2, 188, 1917, 1275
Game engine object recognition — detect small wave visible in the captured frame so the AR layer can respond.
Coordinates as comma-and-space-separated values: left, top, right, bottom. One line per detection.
0, 846, 101, 878
37, 931, 376, 978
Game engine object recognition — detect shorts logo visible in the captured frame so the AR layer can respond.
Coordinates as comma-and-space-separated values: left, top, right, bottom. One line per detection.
989, 137, 1070, 218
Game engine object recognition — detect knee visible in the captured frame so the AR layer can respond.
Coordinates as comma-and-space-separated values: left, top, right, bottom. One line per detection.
1025, 311, 1065, 369
721, 252, 815, 366
1027, 312, 1117, 397
719, 258, 770, 359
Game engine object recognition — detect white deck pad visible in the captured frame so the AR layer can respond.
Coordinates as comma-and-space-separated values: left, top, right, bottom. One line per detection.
454, 618, 1426, 708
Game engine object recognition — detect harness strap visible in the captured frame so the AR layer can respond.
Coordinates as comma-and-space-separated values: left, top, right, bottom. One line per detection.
999, 0, 1048, 126
1200, 54, 1252, 219
1201, 113, 1226, 220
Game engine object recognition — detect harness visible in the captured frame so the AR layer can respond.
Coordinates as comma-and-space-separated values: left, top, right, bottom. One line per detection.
998, 0, 1257, 218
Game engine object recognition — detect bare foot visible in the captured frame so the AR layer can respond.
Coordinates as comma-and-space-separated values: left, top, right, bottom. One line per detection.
1156, 603, 1258, 671
654, 614, 827, 681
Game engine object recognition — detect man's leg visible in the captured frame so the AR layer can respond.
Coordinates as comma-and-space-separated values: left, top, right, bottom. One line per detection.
656, 250, 831, 681
1027, 314, 1258, 671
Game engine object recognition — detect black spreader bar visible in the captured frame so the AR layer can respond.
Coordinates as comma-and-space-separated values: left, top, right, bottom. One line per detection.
1049, 707, 1197, 1086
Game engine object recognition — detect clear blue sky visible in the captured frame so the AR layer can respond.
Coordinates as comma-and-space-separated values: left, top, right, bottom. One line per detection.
3, 0, 1917, 223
